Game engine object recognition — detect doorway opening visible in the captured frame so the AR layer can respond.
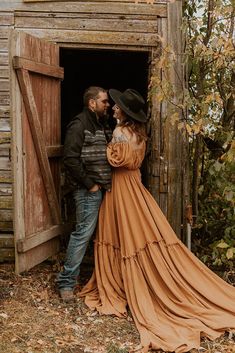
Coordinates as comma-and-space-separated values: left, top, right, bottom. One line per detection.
59, 48, 150, 273
60, 48, 150, 142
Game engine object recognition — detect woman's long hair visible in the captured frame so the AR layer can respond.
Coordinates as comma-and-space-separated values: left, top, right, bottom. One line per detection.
119, 117, 147, 144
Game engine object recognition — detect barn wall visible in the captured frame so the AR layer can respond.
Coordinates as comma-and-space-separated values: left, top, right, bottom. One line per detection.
0, 0, 187, 263
9, 2, 166, 47
0, 9, 14, 262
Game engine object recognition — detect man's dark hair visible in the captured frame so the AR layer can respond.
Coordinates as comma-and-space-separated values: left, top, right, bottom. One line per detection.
83, 86, 107, 107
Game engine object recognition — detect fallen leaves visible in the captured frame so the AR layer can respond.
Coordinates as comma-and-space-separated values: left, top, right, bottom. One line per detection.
0, 261, 235, 353
0, 262, 139, 353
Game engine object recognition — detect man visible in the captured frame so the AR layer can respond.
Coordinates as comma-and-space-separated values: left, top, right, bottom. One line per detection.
57, 86, 112, 301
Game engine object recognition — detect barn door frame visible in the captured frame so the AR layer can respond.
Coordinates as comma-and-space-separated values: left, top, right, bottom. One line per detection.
10, 30, 65, 274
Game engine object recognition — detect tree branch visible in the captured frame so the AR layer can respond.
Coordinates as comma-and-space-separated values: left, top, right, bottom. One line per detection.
203, 0, 215, 46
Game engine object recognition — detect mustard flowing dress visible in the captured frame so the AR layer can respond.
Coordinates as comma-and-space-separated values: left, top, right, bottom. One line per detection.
80, 131, 235, 353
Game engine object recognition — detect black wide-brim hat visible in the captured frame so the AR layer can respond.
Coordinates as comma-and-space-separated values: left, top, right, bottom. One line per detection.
109, 88, 147, 123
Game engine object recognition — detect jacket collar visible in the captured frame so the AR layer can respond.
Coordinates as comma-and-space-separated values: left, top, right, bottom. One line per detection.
83, 107, 106, 128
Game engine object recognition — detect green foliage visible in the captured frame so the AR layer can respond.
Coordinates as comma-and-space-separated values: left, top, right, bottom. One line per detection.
183, 0, 235, 130
183, 1, 235, 269
210, 237, 235, 268
199, 235, 235, 271
149, 0, 234, 269
193, 143, 235, 270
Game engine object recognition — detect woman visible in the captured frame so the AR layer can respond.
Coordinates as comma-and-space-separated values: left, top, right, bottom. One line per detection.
80, 89, 235, 353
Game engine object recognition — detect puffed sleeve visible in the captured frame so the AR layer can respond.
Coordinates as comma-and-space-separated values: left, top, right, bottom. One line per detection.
107, 127, 146, 169
107, 142, 132, 168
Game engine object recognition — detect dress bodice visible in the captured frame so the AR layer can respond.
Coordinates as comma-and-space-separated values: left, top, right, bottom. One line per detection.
107, 139, 146, 170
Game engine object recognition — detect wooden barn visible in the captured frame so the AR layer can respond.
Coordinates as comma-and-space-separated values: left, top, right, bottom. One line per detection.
0, 0, 189, 273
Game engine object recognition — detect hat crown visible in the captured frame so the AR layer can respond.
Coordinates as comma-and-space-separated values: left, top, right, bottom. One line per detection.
119, 89, 145, 114
109, 88, 147, 122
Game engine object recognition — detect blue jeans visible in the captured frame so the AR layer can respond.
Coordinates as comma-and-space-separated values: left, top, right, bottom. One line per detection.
57, 187, 102, 290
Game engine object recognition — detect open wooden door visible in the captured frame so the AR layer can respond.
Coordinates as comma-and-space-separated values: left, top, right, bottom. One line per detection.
10, 31, 64, 273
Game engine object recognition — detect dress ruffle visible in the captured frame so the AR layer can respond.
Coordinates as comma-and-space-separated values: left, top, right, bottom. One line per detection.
80, 140, 235, 353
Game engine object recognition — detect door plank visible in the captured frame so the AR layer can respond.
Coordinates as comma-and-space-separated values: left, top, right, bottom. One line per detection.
14, 68, 61, 224
11, 31, 63, 273
17, 224, 70, 253
13, 56, 64, 79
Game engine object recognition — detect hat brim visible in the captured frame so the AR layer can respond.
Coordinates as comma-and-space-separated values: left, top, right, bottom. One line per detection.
109, 89, 147, 123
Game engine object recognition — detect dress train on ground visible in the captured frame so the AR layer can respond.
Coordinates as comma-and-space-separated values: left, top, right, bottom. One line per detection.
80, 141, 235, 353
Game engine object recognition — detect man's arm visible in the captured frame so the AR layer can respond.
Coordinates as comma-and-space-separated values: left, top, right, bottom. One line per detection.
63, 119, 95, 190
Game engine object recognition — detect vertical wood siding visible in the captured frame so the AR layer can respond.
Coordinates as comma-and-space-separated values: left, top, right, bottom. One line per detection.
0, 12, 14, 244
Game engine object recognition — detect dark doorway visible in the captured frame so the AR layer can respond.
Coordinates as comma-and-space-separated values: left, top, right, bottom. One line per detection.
60, 48, 150, 142
59, 48, 150, 275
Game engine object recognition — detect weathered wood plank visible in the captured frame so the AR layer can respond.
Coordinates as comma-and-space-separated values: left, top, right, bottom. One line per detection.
0, 12, 14, 26
0, 184, 12, 196
0, 2, 167, 17
0, 52, 9, 66
0, 28, 10, 39
0, 118, 10, 131
0, 209, 12, 221
0, 79, 10, 92
0, 144, 10, 156
22, 0, 167, 3
0, 93, 10, 106
0, 131, 11, 143
0, 196, 12, 209
0, 234, 14, 248
0, 106, 10, 118
0, 39, 8, 51
9, 30, 25, 260
15, 11, 159, 20
159, 191, 168, 217
18, 29, 160, 47
13, 56, 64, 79
161, 18, 170, 212
166, 2, 184, 236
16, 237, 60, 273
15, 68, 61, 224
15, 14, 158, 33
148, 175, 160, 203
0, 156, 11, 170
0, 248, 14, 263
0, 222, 13, 232
17, 224, 69, 253
0, 67, 9, 78
0, 170, 12, 183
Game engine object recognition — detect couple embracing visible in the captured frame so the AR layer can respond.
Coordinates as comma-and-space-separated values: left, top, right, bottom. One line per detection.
57, 86, 235, 353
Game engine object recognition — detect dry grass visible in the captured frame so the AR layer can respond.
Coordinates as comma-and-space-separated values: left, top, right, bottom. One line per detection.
0, 259, 234, 353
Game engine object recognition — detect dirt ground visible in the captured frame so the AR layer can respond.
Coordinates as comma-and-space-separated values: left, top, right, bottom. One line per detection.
0, 255, 235, 353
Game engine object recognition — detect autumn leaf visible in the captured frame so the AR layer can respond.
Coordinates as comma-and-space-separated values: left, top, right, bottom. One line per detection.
216, 241, 229, 249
